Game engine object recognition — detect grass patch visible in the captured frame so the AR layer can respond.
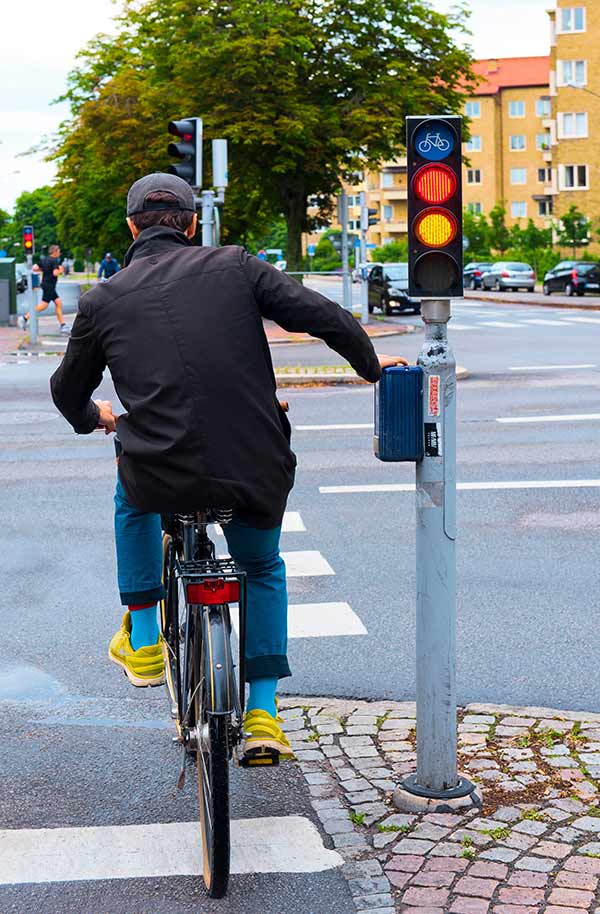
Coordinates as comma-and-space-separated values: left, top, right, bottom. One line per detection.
307, 732, 319, 742
483, 826, 511, 840
521, 809, 544, 821
461, 836, 473, 847
350, 812, 366, 826
377, 823, 411, 834
461, 848, 476, 860
517, 735, 531, 748
587, 806, 600, 817
376, 712, 390, 730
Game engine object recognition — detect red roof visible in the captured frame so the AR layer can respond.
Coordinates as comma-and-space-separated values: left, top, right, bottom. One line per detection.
472, 57, 550, 95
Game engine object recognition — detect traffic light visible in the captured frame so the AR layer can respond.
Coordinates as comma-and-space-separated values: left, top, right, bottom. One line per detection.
23, 225, 34, 254
407, 116, 463, 298
167, 117, 202, 188
360, 201, 379, 230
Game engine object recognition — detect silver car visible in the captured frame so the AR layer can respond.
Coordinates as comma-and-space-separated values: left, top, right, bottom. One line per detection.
481, 261, 536, 292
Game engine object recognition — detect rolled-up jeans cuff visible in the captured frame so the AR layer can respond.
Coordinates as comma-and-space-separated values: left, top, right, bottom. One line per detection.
120, 585, 166, 606
246, 654, 292, 681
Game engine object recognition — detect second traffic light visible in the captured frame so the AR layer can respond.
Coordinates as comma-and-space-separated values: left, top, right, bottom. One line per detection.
407, 115, 463, 299
167, 117, 202, 189
23, 225, 34, 254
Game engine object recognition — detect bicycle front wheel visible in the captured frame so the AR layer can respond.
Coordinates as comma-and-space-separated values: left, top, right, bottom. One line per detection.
193, 620, 231, 898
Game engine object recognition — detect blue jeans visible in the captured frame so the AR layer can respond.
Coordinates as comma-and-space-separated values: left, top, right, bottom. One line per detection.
114, 477, 291, 680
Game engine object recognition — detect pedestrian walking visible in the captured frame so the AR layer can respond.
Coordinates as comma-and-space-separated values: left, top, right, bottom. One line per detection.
97, 252, 120, 281
19, 243, 70, 334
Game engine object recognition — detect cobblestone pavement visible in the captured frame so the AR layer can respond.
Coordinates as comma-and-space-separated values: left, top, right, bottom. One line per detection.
278, 698, 600, 914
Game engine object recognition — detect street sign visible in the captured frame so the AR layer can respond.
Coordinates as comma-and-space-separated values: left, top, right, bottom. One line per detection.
407, 116, 463, 299
257, 250, 267, 260
266, 248, 283, 256
307, 244, 316, 256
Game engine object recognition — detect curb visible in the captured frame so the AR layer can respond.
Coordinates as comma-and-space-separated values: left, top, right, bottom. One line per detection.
275, 366, 469, 386
277, 695, 600, 914
268, 324, 417, 345
465, 290, 600, 310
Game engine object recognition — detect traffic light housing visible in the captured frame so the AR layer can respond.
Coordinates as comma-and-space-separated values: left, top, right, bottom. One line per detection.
407, 116, 463, 298
167, 117, 202, 188
360, 203, 379, 231
23, 225, 34, 254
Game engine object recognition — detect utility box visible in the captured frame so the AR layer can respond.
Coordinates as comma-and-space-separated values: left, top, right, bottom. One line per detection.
0, 258, 17, 326
374, 365, 424, 462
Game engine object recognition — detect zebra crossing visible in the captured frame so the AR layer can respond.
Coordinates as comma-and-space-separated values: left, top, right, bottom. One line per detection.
431, 306, 600, 332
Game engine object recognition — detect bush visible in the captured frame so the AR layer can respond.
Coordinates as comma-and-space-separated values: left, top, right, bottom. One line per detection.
312, 237, 341, 272
73, 258, 85, 272
370, 240, 408, 262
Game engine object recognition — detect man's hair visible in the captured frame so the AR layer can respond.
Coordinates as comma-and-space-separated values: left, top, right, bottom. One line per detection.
130, 191, 194, 233
49, 244, 60, 255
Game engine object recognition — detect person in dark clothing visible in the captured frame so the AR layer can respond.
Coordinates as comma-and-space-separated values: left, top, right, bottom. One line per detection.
20, 243, 70, 334
50, 172, 406, 757
97, 252, 120, 280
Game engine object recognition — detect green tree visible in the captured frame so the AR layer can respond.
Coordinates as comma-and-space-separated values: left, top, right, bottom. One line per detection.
462, 209, 490, 258
371, 240, 408, 262
488, 202, 510, 255
54, 0, 476, 269
558, 205, 591, 259
312, 236, 341, 272
11, 187, 59, 258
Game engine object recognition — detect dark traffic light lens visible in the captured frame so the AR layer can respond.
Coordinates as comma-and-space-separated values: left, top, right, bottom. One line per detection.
412, 252, 460, 294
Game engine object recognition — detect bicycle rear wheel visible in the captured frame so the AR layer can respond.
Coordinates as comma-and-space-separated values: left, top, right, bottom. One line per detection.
193, 613, 231, 897
160, 534, 182, 715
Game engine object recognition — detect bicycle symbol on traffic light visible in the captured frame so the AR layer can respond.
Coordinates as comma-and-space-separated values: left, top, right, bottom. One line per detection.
417, 133, 451, 155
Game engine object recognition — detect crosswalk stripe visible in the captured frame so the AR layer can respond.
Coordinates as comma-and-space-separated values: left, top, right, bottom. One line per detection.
0, 816, 342, 884
508, 363, 595, 371
295, 423, 371, 431
497, 413, 600, 424
218, 550, 335, 576
567, 316, 600, 323
320, 479, 600, 494
479, 321, 521, 328
449, 323, 476, 330
230, 601, 367, 639
214, 511, 306, 534
522, 318, 575, 326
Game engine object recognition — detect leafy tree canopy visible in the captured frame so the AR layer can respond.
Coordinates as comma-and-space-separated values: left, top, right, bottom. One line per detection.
370, 239, 408, 262
54, 0, 476, 268
10, 187, 59, 259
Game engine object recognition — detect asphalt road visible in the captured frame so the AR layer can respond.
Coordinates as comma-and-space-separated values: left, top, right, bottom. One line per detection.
2, 294, 600, 908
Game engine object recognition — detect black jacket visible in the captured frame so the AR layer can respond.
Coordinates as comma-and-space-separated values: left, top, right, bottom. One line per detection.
50, 226, 381, 528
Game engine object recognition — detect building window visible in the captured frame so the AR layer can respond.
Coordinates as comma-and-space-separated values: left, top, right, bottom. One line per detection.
560, 164, 589, 189
511, 201, 527, 218
509, 134, 526, 151
557, 60, 587, 86
538, 199, 553, 216
510, 168, 527, 185
509, 100, 525, 118
536, 97, 552, 117
382, 204, 393, 221
536, 132, 552, 151
558, 112, 588, 138
466, 202, 482, 214
537, 167, 552, 183
559, 7, 586, 32
381, 173, 394, 188
467, 168, 481, 184
465, 101, 481, 118
465, 135, 481, 152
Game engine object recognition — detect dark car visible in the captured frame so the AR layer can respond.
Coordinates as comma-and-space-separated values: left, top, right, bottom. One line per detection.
543, 261, 600, 296
15, 263, 28, 294
481, 261, 536, 292
367, 263, 420, 315
463, 261, 493, 290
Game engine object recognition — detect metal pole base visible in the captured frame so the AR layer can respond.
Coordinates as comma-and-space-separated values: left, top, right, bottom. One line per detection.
400, 773, 476, 800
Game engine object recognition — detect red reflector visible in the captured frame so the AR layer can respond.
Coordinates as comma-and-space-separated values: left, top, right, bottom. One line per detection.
413, 164, 457, 205
501, 271, 510, 277
187, 579, 240, 605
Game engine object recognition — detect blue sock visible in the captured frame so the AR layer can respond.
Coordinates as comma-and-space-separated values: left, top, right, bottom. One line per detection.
247, 677, 278, 717
129, 603, 159, 650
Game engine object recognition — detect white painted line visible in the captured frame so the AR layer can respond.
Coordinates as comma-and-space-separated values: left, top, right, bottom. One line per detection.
295, 423, 371, 431
479, 321, 521, 328
497, 413, 600, 424
218, 549, 335, 576
0, 816, 342, 885
213, 511, 306, 535
567, 316, 600, 324
521, 318, 573, 326
448, 323, 476, 330
320, 479, 600, 494
231, 602, 367, 639
507, 363, 595, 371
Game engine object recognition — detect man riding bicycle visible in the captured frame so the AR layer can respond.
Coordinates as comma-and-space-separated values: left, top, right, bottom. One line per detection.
50, 173, 406, 759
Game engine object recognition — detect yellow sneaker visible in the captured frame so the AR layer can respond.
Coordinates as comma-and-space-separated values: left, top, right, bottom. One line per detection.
243, 709, 295, 761
108, 611, 165, 688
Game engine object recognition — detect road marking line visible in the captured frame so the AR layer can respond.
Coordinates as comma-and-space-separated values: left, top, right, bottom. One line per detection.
448, 323, 476, 330
231, 601, 367, 639
319, 479, 600, 494
218, 550, 335, 576
0, 816, 342, 884
567, 316, 600, 324
507, 363, 595, 371
295, 423, 372, 431
479, 321, 522, 328
521, 318, 574, 326
497, 413, 600, 424
214, 511, 306, 534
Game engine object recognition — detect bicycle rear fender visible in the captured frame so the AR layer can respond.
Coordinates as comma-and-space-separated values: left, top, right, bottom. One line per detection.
201, 605, 236, 716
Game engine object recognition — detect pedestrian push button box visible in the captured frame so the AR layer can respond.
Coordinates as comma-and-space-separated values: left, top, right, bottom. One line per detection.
374, 365, 424, 462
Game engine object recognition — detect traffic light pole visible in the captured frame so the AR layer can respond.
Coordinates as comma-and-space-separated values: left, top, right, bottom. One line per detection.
26, 254, 38, 345
339, 190, 352, 312
200, 190, 216, 246
396, 298, 474, 805
358, 191, 369, 326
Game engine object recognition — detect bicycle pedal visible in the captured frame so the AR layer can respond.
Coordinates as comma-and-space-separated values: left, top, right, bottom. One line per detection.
239, 749, 280, 768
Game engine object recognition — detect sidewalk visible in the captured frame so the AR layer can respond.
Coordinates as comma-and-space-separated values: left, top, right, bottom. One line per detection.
278, 696, 600, 914
465, 290, 600, 310
265, 318, 415, 344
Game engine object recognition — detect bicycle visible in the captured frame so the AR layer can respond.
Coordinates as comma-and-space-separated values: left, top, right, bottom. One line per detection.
417, 132, 451, 154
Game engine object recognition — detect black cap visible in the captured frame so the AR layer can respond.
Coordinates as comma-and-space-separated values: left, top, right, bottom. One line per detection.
126, 173, 195, 217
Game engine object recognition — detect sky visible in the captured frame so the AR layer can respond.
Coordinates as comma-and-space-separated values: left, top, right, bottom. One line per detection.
0, 0, 552, 213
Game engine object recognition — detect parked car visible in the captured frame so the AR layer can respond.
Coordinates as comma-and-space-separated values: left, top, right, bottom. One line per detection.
352, 262, 381, 283
463, 261, 493, 290
367, 262, 420, 315
481, 262, 536, 292
542, 261, 600, 296
15, 263, 28, 294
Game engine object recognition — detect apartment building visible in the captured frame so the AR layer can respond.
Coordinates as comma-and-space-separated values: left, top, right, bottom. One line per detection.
463, 57, 552, 227
547, 2, 600, 245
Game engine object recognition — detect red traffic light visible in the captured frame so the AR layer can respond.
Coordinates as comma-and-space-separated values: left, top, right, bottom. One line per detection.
413, 164, 457, 205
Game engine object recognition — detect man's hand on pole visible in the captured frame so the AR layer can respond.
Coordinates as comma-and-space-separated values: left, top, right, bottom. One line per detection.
378, 354, 409, 370
94, 399, 117, 434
